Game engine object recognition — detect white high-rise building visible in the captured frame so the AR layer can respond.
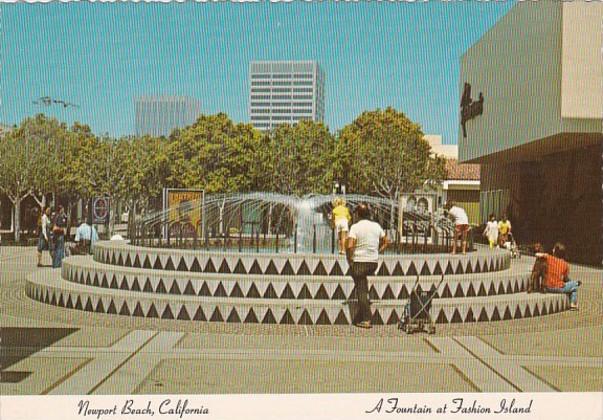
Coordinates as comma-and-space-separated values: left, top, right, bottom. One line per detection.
135, 96, 201, 137
249, 61, 325, 131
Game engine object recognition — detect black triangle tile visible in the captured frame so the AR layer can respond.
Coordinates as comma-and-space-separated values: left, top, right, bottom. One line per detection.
125, 253, 132, 267
433, 262, 443, 276
532, 304, 540, 317
210, 307, 224, 322
465, 261, 473, 274
233, 260, 247, 274
119, 302, 131, 315
297, 309, 313, 325
502, 306, 512, 320
332, 284, 347, 300
183, 281, 196, 295
169, 281, 182, 295
420, 262, 431, 276
110, 276, 119, 289
84, 298, 94, 312
329, 261, 344, 276
214, 282, 228, 297
477, 283, 487, 297
249, 260, 263, 275
263, 284, 278, 299
313, 261, 328, 276
193, 306, 207, 321
147, 303, 159, 318
334, 310, 349, 325
177, 306, 191, 320
297, 284, 312, 299
488, 283, 497, 296
111, 252, 117, 265
548, 301, 555, 314
143, 256, 152, 269
416, 284, 423, 295
262, 308, 277, 324
386, 310, 399, 325
453, 284, 464, 298
203, 259, 216, 273
227, 308, 241, 323
523, 305, 532, 318
281, 284, 296, 299
162, 305, 175, 320
177, 257, 188, 272
95, 299, 105, 313
371, 310, 384, 325
246, 283, 261, 298
153, 257, 163, 270
133, 254, 141, 268
315, 285, 329, 300
190, 258, 203, 273
540, 303, 548, 316
392, 263, 404, 276
50, 293, 57, 306
279, 309, 295, 324
435, 309, 448, 324
164, 257, 176, 271
57, 294, 65, 307
464, 307, 476, 322
230, 283, 244, 298
316, 309, 331, 325
454, 261, 464, 275
474, 260, 482, 273
117, 253, 124, 266
107, 300, 117, 314
281, 261, 295, 276
377, 263, 390, 276
513, 280, 520, 294
86, 273, 93, 285
505, 281, 514, 294
406, 262, 418, 276
514, 305, 523, 319
440, 284, 452, 298
131, 277, 141, 292
398, 285, 409, 299
297, 260, 311, 276
382, 286, 395, 300
99, 274, 108, 288
218, 259, 231, 274
490, 307, 501, 321
133, 303, 145, 317
143, 279, 154, 293
244, 308, 259, 323
445, 262, 454, 275
450, 309, 463, 323
265, 261, 279, 275
120, 276, 129, 291
369, 286, 379, 301
155, 279, 167, 293
466, 283, 476, 298
497, 282, 506, 295
477, 307, 489, 322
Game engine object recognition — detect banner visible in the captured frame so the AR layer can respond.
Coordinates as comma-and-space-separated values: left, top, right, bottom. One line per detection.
162, 188, 204, 239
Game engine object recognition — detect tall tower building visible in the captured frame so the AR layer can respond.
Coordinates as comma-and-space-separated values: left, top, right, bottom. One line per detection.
135, 96, 201, 137
249, 61, 325, 131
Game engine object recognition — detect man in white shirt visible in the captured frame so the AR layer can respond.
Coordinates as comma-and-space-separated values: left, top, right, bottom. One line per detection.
345, 203, 389, 329
445, 201, 470, 255
72, 220, 99, 255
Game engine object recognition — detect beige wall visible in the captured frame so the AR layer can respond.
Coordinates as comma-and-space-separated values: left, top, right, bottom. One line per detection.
459, 1, 602, 163
561, 2, 603, 120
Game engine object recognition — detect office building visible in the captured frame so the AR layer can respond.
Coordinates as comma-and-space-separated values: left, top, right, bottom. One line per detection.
249, 61, 325, 131
459, 1, 603, 264
135, 96, 201, 137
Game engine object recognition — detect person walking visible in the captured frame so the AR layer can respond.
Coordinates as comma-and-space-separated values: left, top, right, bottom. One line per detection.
445, 201, 470, 255
331, 197, 352, 255
536, 242, 581, 310
345, 202, 389, 329
483, 213, 499, 249
52, 205, 68, 268
37, 207, 52, 267
498, 214, 512, 247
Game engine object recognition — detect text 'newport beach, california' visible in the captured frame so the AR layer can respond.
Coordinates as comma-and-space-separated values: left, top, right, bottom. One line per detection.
77, 399, 209, 419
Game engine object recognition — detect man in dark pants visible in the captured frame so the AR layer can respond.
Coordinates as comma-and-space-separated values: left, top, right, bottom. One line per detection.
52, 205, 68, 268
345, 203, 389, 329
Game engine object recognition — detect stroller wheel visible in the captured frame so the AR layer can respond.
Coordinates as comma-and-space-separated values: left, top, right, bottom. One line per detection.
405, 324, 413, 334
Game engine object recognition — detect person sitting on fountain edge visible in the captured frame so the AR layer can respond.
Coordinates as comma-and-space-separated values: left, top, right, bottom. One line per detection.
345, 202, 389, 329
331, 197, 352, 255
535, 242, 581, 311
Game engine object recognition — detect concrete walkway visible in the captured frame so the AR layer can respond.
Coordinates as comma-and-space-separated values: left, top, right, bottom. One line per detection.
1, 247, 602, 394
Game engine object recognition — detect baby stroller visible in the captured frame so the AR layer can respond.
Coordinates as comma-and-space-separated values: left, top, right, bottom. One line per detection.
503, 233, 520, 259
398, 274, 445, 334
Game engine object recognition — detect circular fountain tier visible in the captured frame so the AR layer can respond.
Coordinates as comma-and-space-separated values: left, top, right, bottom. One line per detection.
26, 240, 571, 325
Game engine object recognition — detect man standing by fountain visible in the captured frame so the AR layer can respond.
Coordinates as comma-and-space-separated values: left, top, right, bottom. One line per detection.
346, 203, 389, 329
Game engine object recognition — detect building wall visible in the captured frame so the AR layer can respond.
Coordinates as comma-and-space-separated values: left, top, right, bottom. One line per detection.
135, 96, 202, 137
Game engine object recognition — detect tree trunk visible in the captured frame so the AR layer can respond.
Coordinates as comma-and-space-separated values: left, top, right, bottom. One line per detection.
13, 197, 21, 243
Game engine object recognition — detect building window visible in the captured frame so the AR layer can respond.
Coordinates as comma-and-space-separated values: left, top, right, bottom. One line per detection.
293, 74, 313, 79
272, 95, 291, 100
251, 88, 270, 93
251, 74, 271, 79
272, 74, 292, 79
251, 95, 271, 100
293, 88, 313, 93
251, 102, 271, 107
251, 81, 271, 86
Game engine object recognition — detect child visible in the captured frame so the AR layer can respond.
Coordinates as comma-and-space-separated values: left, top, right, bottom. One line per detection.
331, 198, 352, 255
483, 213, 499, 249
527, 242, 546, 293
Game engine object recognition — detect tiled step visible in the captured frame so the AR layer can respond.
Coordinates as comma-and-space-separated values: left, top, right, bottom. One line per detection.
92, 241, 511, 277
62, 257, 531, 301
27, 269, 569, 325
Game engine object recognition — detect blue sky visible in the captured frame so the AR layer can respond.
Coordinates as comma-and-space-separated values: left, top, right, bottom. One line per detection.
2, 2, 514, 143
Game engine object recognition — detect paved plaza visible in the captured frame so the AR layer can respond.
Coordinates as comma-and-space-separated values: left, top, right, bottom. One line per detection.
1, 246, 602, 394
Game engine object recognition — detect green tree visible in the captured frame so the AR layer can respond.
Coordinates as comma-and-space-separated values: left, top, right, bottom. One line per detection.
337, 107, 446, 200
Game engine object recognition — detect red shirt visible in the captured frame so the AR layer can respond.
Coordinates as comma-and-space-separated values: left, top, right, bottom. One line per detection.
543, 255, 568, 289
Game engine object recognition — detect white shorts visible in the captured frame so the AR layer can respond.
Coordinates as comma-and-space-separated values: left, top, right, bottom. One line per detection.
335, 218, 349, 233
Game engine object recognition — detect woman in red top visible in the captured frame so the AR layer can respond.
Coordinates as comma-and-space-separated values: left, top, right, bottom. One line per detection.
536, 242, 581, 310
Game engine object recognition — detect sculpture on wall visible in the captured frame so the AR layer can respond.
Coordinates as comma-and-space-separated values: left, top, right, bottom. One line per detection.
460, 83, 484, 138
